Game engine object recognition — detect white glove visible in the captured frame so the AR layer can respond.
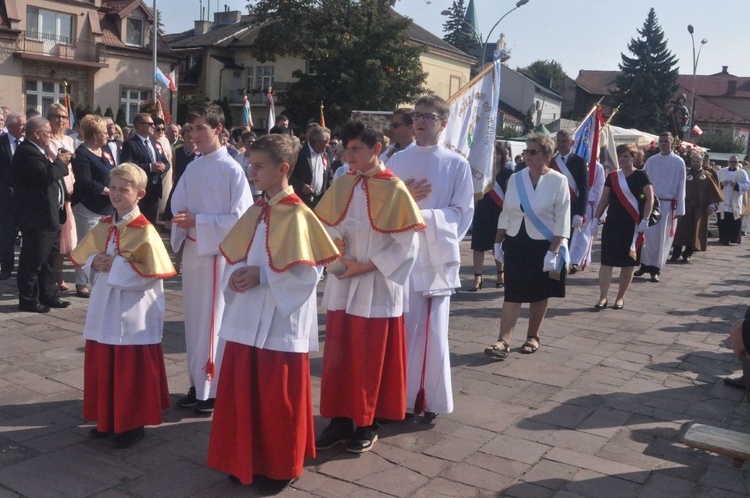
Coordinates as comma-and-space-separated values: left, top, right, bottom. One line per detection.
589, 219, 600, 237
572, 215, 583, 229
638, 219, 649, 233
493, 243, 504, 264
542, 250, 558, 272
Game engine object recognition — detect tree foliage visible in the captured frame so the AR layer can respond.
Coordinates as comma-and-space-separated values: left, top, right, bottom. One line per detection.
517, 60, 567, 95
611, 8, 679, 134
442, 0, 477, 55
246, 0, 427, 126
522, 106, 534, 135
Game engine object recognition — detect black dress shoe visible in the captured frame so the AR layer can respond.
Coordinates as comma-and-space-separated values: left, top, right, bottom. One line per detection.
316, 417, 353, 450
41, 299, 71, 309
19, 303, 50, 313
112, 427, 145, 449
256, 476, 297, 496
649, 274, 660, 283
633, 266, 647, 277
683, 256, 691, 263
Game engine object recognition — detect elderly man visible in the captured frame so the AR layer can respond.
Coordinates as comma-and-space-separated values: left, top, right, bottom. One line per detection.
635, 132, 686, 282
0, 112, 25, 279
291, 124, 333, 208
716, 155, 750, 245
12, 117, 73, 312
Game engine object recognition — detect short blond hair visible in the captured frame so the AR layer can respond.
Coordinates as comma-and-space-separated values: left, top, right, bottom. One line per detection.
80, 114, 106, 140
111, 163, 147, 191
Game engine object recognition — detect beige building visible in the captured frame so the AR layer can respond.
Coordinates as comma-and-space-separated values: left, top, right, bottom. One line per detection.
165, 10, 474, 130
0, 0, 177, 123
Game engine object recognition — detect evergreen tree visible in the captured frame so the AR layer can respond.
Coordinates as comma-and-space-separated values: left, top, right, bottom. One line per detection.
247, 0, 427, 126
213, 97, 234, 129
115, 106, 127, 128
442, 0, 476, 55
611, 8, 679, 134
94, 106, 102, 116
104, 106, 114, 118
522, 106, 534, 135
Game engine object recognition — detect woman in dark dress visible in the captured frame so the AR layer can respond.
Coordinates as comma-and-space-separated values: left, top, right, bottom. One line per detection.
468, 142, 513, 291
591, 144, 654, 310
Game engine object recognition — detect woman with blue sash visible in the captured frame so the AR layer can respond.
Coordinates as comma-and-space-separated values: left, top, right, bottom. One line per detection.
484, 134, 570, 359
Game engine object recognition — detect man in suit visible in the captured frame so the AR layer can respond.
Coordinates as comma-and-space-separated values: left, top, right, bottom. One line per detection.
551, 130, 588, 241
105, 117, 122, 166
290, 124, 332, 208
120, 113, 170, 223
0, 112, 26, 279
12, 117, 73, 313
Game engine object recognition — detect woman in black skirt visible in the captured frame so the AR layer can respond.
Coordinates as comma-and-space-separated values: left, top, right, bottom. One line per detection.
591, 143, 654, 310
484, 133, 570, 359
468, 142, 513, 291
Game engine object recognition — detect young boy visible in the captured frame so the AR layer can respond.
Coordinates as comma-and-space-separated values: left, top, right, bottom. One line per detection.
207, 134, 339, 495
170, 103, 253, 413
314, 121, 425, 453
70, 163, 176, 448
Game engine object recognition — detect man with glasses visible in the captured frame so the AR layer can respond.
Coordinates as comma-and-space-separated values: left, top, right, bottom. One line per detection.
120, 113, 170, 223
388, 95, 474, 422
716, 155, 750, 245
105, 118, 121, 166
635, 132, 686, 282
0, 112, 25, 279
12, 117, 73, 312
380, 108, 415, 164
291, 124, 332, 208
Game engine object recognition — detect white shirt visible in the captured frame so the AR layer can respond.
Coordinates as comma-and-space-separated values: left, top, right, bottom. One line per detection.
308, 142, 326, 194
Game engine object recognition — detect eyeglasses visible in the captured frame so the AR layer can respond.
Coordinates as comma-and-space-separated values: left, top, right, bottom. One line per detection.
411, 112, 443, 122
523, 149, 541, 156
155, 127, 165, 131
140, 122, 155, 126
391, 122, 405, 129
729, 160, 739, 164
50, 114, 68, 119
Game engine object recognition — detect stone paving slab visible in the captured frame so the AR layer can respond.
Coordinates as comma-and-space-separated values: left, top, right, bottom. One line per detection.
0, 235, 750, 496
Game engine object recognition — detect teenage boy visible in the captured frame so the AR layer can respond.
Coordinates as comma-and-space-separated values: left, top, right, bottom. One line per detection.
314, 121, 425, 453
207, 134, 339, 495
71, 163, 176, 448
388, 95, 474, 421
170, 103, 253, 413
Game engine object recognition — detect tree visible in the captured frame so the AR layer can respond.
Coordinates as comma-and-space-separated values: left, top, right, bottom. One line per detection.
517, 60, 567, 96
522, 106, 534, 135
94, 106, 103, 116
156, 9, 165, 36
213, 97, 234, 129
611, 8, 679, 134
246, 0, 427, 127
104, 106, 114, 118
442, 0, 476, 55
115, 106, 127, 128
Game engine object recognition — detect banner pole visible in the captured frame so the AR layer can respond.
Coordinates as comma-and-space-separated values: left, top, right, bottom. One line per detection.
446, 63, 495, 105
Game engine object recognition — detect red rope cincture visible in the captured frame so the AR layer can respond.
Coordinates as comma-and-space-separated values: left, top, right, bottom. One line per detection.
204, 255, 218, 382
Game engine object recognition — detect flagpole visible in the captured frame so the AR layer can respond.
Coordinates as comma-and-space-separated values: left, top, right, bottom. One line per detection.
446, 62, 494, 105
602, 104, 621, 129
152, 0, 158, 104
572, 98, 603, 135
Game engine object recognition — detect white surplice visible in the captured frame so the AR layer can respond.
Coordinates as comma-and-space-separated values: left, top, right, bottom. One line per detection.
170, 146, 253, 399
570, 161, 605, 267
388, 143, 474, 414
642, 152, 686, 270
717, 167, 750, 219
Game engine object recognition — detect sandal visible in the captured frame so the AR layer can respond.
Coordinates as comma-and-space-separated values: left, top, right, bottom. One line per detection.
496, 270, 505, 288
57, 282, 69, 292
520, 337, 540, 354
484, 339, 510, 360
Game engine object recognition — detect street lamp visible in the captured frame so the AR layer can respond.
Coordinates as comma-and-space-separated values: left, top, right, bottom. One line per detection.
441, 0, 529, 69
687, 24, 707, 140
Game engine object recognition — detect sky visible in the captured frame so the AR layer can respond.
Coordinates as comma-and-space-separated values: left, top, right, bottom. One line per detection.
159, 0, 750, 78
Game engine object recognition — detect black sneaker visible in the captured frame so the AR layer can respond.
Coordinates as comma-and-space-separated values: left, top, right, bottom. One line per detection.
346, 424, 378, 454
256, 476, 297, 496
177, 386, 197, 408
315, 417, 353, 450
112, 427, 145, 449
196, 398, 215, 413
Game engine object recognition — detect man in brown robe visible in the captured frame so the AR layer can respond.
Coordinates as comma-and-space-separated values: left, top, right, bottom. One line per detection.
671, 154, 723, 262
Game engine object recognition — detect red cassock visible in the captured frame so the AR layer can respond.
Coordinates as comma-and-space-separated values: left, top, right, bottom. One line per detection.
83, 340, 170, 433
320, 311, 407, 426
207, 342, 315, 484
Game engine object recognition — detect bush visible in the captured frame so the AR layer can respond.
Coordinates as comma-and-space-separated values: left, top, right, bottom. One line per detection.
695, 135, 745, 153
115, 106, 127, 128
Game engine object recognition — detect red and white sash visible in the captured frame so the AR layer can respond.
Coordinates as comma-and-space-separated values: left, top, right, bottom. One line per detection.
487, 180, 505, 208
551, 155, 579, 202
610, 170, 644, 259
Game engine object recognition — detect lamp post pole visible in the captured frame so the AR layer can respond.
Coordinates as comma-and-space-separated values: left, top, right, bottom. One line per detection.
687, 24, 707, 140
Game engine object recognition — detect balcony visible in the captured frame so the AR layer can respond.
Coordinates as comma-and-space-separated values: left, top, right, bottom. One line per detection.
15, 31, 107, 66
229, 82, 293, 105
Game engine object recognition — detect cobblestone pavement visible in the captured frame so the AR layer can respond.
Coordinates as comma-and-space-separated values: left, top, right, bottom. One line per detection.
0, 233, 749, 497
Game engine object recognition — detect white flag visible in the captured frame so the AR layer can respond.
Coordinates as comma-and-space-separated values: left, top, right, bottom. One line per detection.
441, 60, 502, 194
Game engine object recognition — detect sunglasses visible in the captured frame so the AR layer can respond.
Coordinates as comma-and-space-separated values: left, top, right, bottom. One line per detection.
523, 149, 541, 156
411, 112, 443, 123
155, 127, 165, 131
390, 122, 405, 129
140, 122, 155, 126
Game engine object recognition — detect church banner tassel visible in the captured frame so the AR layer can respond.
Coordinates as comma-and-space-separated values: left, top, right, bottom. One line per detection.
414, 297, 432, 415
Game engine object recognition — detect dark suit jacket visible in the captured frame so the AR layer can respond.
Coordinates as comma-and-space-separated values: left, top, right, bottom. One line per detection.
0, 134, 15, 193
556, 152, 588, 219
290, 143, 333, 207
120, 135, 170, 209
11, 140, 68, 231
71, 144, 115, 216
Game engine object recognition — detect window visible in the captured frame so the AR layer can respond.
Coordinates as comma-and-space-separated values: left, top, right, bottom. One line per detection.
245, 67, 254, 92
126, 17, 145, 47
120, 88, 150, 124
306, 59, 317, 75
26, 80, 64, 115
257, 66, 274, 91
27, 7, 74, 45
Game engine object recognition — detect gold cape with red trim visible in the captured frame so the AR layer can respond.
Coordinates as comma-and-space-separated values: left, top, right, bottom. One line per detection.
220, 188, 340, 272
69, 214, 177, 278
315, 164, 426, 233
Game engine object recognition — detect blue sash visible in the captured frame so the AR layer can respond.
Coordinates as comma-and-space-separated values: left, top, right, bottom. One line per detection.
514, 173, 570, 278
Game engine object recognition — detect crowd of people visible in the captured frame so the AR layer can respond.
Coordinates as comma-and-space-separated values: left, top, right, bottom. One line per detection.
2, 96, 750, 495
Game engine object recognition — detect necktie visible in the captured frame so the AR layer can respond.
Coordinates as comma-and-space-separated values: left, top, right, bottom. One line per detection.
561, 155, 567, 164
144, 139, 155, 162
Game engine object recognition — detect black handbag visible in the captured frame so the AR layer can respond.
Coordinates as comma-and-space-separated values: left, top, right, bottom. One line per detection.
648, 196, 661, 226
